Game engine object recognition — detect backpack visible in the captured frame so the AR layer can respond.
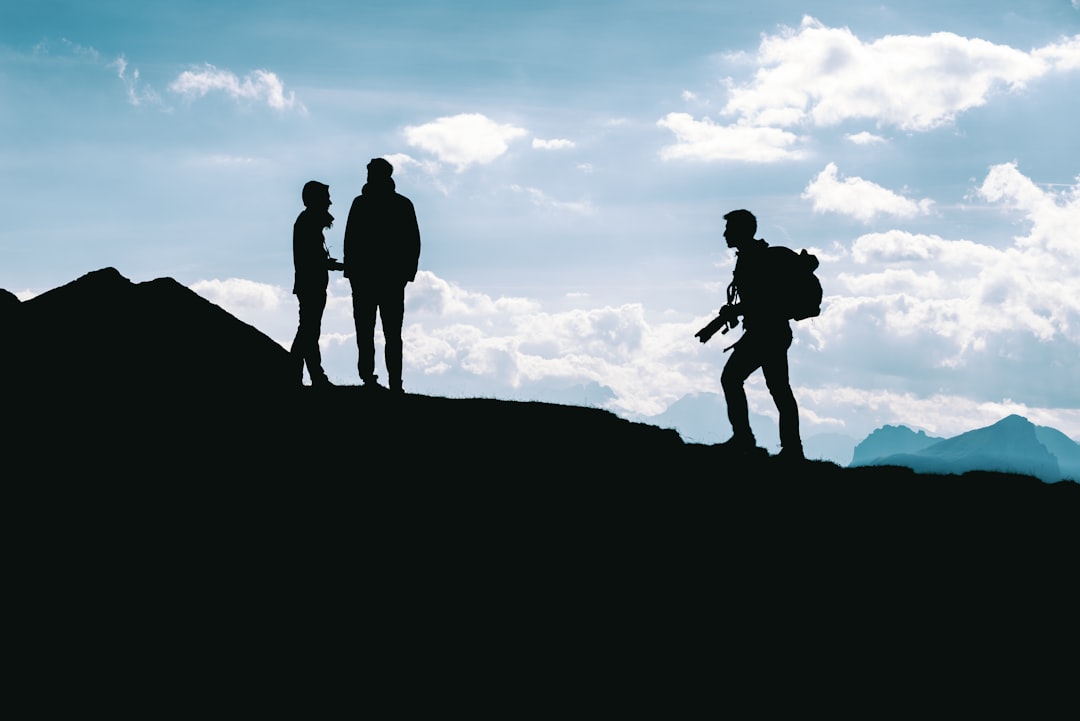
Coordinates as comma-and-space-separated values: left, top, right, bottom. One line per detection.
772, 246, 822, 321
730, 245, 822, 322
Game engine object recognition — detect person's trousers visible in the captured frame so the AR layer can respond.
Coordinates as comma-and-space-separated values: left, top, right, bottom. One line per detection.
721, 325, 801, 449
290, 290, 328, 383
350, 280, 406, 388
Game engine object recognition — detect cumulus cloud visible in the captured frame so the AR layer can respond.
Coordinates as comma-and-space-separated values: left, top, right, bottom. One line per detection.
1034, 34, 1080, 71
657, 112, 805, 162
977, 162, 1080, 256
802, 163, 934, 222
820, 164, 1080, 378
190, 278, 287, 312
404, 113, 527, 170
532, 138, 576, 150
846, 131, 886, 145
408, 271, 541, 317
720, 16, 1076, 131
169, 64, 302, 111
396, 271, 718, 416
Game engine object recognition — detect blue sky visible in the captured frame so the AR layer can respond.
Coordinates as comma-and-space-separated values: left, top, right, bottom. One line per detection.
3, 1, 1080, 451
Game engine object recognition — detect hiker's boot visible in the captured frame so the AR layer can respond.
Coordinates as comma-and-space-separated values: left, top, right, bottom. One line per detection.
718, 435, 765, 458
776, 444, 806, 463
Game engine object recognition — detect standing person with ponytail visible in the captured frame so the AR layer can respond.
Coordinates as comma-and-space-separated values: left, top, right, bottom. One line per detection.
291, 180, 344, 388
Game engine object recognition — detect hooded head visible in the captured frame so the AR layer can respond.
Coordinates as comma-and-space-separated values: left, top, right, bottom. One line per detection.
301, 180, 333, 227
367, 157, 394, 180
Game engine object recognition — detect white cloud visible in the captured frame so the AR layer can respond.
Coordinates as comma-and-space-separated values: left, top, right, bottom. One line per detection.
796, 386, 1080, 440
818, 164, 1080, 373
169, 64, 302, 111
721, 16, 1076, 131
108, 55, 163, 107
190, 278, 287, 312
657, 112, 805, 162
509, 185, 595, 214
408, 271, 541, 317
977, 162, 1080, 256
381, 153, 438, 175
532, 138, 576, 150
395, 271, 719, 415
802, 163, 934, 222
846, 131, 885, 145
1034, 34, 1080, 71
108, 56, 127, 79
404, 113, 527, 171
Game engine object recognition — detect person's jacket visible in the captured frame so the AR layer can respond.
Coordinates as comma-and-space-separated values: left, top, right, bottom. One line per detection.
342, 178, 421, 285
732, 238, 787, 330
292, 209, 334, 294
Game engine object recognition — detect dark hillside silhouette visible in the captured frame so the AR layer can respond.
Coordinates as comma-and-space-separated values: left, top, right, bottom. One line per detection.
3, 268, 1078, 700
2, 267, 294, 397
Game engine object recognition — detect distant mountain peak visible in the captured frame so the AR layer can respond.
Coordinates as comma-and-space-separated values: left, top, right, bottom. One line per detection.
852, 414, 1072, 483
851, 424, 944, 466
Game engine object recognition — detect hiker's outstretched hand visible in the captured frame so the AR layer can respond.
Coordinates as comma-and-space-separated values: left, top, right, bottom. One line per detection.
696, 305, 738, 344
695, 315, 726, 344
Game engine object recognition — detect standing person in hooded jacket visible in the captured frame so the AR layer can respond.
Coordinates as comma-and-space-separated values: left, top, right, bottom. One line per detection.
695, 208, 804, 461
343, 158, 421, 392
291, 180, 344, 388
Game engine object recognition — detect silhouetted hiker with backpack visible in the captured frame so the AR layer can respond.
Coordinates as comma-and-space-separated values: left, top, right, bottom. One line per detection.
291, 180, 345, 388
695, 209, 821, 461
343, 158, 421, 393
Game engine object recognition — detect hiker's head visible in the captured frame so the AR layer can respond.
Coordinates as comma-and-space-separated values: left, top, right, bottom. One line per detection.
302, 180, 331, 210
367, 157, 394, 181
723, 209, 756, 247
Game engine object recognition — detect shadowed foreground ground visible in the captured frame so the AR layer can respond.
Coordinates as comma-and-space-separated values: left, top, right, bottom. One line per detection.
5, 384, 1077, 710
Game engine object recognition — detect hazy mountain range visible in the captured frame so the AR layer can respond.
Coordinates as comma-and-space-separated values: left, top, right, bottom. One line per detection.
850, 415, 1080, 484
650, 392, 1080, 482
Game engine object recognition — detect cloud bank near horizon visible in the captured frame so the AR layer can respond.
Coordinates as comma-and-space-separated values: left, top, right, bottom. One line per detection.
185, 163, 1080, 440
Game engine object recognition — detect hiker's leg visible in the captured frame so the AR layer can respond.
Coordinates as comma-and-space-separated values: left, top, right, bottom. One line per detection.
721, 339, 761, 441
350, 280, 378, 383
762, 331, 801, 450
379, 283, 406, 390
